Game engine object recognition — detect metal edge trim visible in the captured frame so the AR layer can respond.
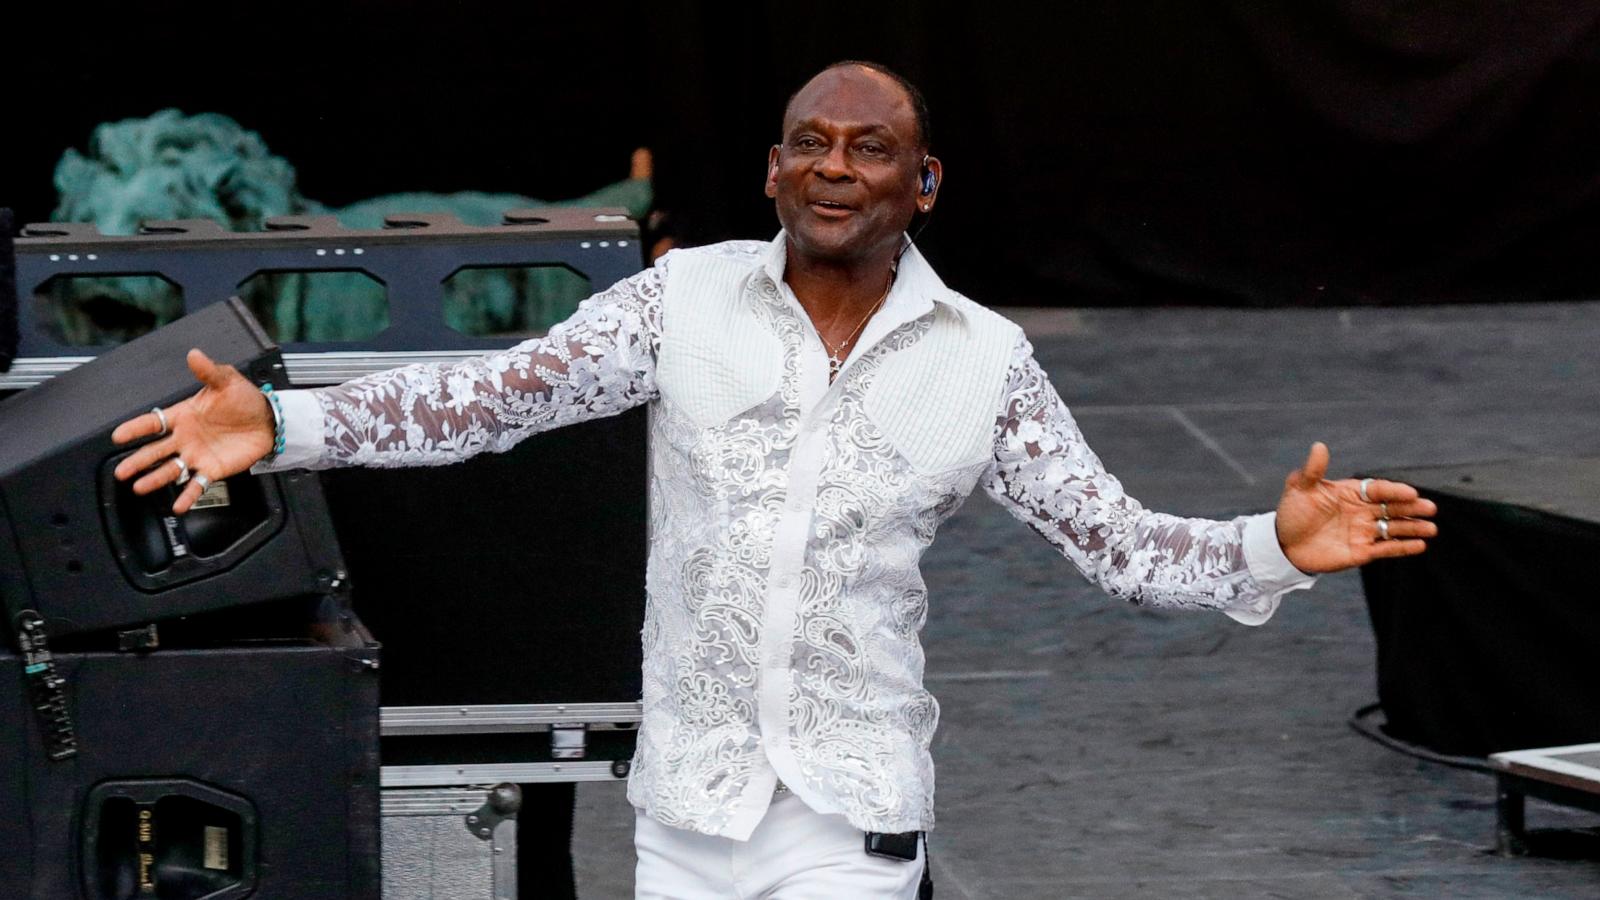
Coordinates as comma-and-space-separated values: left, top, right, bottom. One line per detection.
1489, 742, 1600, 764
2, 351, 514, 389
493, 819, 518, 900
380, 761, 623, 787
14, 213, 638, 252
283, 350, 514, 384
1490, 750, 1600, 782
381, 787, 499, 816
0, 357, 94, 388
380, 701, 643, 736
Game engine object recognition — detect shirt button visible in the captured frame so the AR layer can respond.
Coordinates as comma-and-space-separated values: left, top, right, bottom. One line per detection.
787, 496, 806, 512
777, 575, 795, 590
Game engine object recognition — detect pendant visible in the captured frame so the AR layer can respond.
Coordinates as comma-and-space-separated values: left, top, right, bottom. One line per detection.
828, 353, 845, 378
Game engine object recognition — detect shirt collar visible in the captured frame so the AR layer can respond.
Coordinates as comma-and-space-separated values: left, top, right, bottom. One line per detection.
758, 230, 961, 326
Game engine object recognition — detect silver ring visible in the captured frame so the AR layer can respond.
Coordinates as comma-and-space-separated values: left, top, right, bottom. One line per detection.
1359, 477, 1374, 503
172, 457, 190, 484
1380, 501, 1389, 518
151, 407, 169, 437
193, 473, 211, 492
1376, 517, 1390, 541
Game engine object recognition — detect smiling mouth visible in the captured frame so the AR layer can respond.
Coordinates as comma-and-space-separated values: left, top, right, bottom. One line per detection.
809, 200, 856, 216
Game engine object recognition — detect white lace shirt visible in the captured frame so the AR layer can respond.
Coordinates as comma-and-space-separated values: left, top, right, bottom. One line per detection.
263, 234, 1317, 840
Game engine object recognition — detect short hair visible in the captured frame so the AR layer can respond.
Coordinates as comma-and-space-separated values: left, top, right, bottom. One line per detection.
784, 60, 933, 151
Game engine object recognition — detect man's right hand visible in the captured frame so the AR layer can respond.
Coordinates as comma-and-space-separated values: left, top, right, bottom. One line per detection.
112, 348, 277, 515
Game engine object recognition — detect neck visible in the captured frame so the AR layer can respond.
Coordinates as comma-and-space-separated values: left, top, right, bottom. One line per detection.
782, 241, 899, 326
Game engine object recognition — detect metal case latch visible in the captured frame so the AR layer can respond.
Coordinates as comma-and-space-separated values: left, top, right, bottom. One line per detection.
550, 722, 588, 760
464, 783, 522, 841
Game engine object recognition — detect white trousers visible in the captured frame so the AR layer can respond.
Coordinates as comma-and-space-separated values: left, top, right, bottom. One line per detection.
633, 792, 924, 899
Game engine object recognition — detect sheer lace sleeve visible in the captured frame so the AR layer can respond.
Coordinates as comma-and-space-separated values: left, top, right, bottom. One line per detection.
981, 335, 1308, 621
297, 261, 664, 470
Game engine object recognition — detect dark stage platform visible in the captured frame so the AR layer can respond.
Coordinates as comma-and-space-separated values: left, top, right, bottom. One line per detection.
564, 301, 1600, 898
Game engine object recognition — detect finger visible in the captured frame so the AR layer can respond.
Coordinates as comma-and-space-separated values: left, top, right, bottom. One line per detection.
1357, 478, 1420, 503
171, 478, 207, 516
1290, 441, 1330, 489
131, 457, 186, 496
1382, 498, 1438, 519
1366, 538, 1429, 560
1380, 518, 1438, 540
112, 408, 169, 445
114, 435, 180, 480
187, 348, 230, 390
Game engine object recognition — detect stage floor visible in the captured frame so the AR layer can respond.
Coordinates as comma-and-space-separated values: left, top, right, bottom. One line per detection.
572, 300, 1600, 898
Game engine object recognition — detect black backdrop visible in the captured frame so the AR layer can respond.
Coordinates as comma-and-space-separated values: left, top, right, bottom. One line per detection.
6, 1, 1600, 307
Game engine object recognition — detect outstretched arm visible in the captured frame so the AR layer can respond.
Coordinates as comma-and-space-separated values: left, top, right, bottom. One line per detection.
981, 337, 1433, 623
114, 261, 666, 513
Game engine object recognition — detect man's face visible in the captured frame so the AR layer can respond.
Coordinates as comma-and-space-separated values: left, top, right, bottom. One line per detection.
767, 66, 930, 266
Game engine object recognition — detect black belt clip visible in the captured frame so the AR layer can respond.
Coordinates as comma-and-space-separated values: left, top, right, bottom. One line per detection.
865, 829, 933, 897
864, 830, 920, 861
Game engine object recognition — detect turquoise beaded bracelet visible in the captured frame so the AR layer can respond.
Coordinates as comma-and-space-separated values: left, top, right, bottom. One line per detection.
260, 383, 286, 461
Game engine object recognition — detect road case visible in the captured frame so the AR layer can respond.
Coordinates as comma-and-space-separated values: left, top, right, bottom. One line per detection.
382, 784, 520, 900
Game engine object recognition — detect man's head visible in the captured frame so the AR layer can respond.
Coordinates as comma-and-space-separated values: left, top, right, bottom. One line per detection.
766, 61, 941, 268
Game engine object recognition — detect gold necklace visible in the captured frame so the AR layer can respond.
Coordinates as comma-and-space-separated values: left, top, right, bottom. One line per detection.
818, 269, 894, 379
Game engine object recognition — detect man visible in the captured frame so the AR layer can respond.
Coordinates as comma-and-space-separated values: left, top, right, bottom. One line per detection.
113, 61, 1437, 899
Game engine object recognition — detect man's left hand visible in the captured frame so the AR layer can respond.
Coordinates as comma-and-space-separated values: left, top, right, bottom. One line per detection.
1275, 442, 1438, 574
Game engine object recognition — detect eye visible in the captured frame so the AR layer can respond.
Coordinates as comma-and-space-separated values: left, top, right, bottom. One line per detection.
792, 135, 823, 152
855, 142, 888, 158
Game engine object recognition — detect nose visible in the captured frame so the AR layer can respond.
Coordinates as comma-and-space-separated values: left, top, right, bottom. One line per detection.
814, 143, 854, 181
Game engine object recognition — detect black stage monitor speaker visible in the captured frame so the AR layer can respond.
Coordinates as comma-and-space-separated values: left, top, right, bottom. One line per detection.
1361, 457, 1600, 757
0, 595, 381, 898
0, 298, 346, 636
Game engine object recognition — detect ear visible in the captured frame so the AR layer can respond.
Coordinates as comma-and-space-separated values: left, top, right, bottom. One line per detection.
919, 155, 944, 212
764, 145, 780, 199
